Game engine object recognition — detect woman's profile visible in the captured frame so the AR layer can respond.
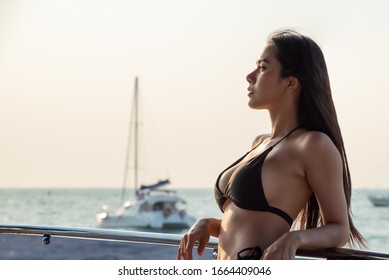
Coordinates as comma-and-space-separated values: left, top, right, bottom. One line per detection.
177, 29, 365, 260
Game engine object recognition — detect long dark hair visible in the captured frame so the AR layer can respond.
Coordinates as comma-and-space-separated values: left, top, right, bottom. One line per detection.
268, 29, 365, 247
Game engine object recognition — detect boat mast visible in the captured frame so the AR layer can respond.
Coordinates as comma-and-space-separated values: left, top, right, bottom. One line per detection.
120, 76, 139, 205
134, 76, 139, 197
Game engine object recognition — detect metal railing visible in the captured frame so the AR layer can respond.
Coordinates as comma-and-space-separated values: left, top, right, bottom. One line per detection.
1, 224, 388, 260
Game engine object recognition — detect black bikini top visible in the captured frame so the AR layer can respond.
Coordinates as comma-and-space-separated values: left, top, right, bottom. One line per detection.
214, 127, 301, 227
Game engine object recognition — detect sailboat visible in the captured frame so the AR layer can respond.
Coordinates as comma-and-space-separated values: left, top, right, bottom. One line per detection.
96, 77, 196, 229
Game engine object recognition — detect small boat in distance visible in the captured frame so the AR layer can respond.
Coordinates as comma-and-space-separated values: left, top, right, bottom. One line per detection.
368, 194, 389, 207
96, 77, 196, 230
96, 182, 196, 229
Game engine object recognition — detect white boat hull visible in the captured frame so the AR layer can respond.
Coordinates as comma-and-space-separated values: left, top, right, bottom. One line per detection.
97, 208, 196, 229
97, 191, 197, 230
368, 195, 389, 207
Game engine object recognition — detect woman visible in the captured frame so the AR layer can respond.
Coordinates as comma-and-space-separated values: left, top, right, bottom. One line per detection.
177, 29, 365, 260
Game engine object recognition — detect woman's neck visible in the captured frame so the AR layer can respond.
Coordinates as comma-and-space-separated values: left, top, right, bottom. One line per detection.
267, 107, 299, 139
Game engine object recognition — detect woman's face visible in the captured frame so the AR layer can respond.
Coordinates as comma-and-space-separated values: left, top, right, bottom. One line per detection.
246, 44, 286, 110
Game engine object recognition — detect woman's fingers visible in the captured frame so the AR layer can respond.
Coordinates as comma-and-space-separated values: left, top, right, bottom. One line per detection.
177, 219, 212, 260
177, 234, 192, 260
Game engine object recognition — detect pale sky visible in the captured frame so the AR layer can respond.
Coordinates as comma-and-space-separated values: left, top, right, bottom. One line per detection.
1, 0, 389, 189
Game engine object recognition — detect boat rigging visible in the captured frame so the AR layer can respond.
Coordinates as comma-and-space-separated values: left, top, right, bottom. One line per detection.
96, 77, 196, 230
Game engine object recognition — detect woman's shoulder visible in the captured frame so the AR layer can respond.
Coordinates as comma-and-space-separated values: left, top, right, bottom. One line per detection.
297, 130, 340, 159
298, 130, 334, 148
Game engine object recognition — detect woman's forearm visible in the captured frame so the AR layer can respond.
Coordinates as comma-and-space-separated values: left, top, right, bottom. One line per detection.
292, 223, 350, 250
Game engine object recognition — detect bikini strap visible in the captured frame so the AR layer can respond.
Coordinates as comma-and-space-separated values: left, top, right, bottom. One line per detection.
272, 126, 301, 147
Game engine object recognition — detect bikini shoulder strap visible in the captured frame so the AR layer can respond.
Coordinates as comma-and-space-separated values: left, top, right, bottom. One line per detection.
272, 126, 301, 147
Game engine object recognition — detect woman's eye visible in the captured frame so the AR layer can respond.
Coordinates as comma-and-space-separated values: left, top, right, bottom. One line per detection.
254, 63, 266, 71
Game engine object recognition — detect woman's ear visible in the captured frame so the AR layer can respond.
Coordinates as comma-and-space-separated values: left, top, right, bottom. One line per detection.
286, 76, 300, 93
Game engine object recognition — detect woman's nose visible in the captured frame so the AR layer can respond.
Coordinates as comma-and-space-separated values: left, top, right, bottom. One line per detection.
246, 70, 255, 83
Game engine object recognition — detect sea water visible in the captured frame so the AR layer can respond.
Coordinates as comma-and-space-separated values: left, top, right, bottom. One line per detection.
0, 187, 388, 253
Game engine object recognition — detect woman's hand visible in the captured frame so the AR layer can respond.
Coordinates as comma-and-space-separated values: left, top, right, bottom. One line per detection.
261, 231, 300, 260
177, 218, 217, 260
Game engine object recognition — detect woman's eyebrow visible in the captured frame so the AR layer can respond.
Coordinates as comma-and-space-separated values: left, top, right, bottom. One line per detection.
256, 58, 270, 66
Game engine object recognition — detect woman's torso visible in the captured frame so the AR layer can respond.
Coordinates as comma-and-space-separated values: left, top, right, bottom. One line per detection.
215, 129, 313, 259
